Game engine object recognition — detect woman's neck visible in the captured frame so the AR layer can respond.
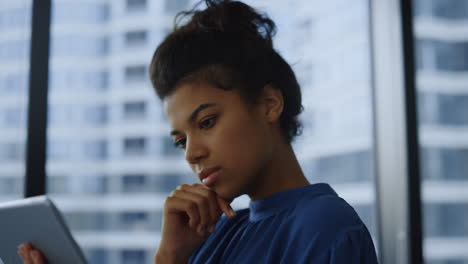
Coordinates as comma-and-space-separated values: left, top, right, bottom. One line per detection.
247, 142, 310, 201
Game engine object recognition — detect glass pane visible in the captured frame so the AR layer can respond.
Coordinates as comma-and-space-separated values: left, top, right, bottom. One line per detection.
243, 0, 379, 248
47, 1, 378, 263
414, 0, 468, 263
46, 1, 193, 263
0, 0, 32, 202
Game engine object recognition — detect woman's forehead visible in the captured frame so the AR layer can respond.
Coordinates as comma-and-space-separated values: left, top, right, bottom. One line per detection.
163, 82, 239, 120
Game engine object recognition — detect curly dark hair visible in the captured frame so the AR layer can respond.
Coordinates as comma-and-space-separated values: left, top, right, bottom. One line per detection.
149, 0, 303, 144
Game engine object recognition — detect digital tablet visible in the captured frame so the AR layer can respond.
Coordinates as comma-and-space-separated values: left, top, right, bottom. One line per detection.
0, 195, 87, 264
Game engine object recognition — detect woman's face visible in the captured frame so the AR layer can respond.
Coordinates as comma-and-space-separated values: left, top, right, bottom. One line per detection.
163, 82, 274, 200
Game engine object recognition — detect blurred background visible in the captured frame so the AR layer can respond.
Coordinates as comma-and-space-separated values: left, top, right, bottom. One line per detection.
0, 0, 466, 263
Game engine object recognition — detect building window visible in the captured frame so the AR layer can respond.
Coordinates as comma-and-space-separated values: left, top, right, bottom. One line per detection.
164, 0, 189, 13
83, 140, 108, 160
63, 175, 108, 195
438, 95, 468, 126
99, 71, 109, 90
0, 142, 24, 161
156, 173, 183, 193
126, 0, 147, 12
98, 3, 110, 22
84, 104, 108, 126
433, 40, 468, 72
417, 92, 439, 125
162, 136, 182, 157
64, 212, 108, 231
120, 212, 148, 230
441, 148, 468, 180
424, 203, 468, 237
0, 177, 21, 195
85, 248, 108, 264
1, 107, 23, 128
121, 249, 146, 264
48, 176, 68, 194
122, 174, 147, 192
98, 36, 110, 56
124, 65, 146, 83
311, 150, 373, 184
123, 101, 146, 120
123, 137, 147, 156
432, 0, 468, 20
125, 30, 147, 47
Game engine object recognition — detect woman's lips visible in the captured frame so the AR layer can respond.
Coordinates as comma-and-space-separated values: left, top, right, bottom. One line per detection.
202, 169, 220, 187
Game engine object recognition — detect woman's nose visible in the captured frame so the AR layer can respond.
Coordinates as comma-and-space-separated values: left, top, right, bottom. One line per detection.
184, 138, 208, 164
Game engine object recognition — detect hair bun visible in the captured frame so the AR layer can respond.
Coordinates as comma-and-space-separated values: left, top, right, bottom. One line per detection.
176, 0, 276, 49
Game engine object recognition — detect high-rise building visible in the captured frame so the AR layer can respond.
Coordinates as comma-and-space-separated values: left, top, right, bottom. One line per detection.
414, 0, 468, 263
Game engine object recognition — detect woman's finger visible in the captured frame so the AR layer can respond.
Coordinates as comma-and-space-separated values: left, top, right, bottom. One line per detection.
216, 196, 236, 218
18, 243, 33, 264
171, 189, 211, 234
187, 184, 223, 225
31, 250, 45, 264
164, 195, 201, 231
192, 184, 236, 219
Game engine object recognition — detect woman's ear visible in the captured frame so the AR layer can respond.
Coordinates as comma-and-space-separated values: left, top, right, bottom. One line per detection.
260, 84, 284, 122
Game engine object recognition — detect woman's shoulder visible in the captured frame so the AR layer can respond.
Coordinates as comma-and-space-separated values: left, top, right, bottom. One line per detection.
293, 186, 366, 237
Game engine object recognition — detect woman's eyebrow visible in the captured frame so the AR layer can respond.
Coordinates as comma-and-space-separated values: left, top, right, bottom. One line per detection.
170, 103, 217, 136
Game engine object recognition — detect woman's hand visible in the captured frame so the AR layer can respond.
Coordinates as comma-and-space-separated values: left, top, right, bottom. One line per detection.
155, 183, 236, 264
18, 243, 47, 264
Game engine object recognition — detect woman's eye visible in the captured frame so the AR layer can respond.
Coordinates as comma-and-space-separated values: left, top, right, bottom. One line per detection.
173, 138, 186, 149
199, 116, 216, 129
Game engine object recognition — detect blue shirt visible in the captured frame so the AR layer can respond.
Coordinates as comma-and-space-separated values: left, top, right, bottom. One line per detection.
188, 183, 379, 263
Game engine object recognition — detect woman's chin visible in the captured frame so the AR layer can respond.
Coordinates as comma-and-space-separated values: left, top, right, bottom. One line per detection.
214, 186, 240, 203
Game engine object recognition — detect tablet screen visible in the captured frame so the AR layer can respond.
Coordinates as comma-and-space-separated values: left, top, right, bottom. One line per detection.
0, 196, 87, 264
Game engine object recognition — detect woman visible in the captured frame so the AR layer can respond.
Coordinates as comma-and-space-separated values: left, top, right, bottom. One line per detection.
19, 0, 379, 263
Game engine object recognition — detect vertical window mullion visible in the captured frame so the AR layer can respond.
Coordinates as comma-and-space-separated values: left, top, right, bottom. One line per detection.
25, 0, 51, 197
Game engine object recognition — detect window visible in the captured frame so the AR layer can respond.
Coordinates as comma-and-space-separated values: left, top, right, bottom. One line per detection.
123, 101, 146, 120
414, 1, 468, 263
123, 137, 147, 156
120, 212, 149, 230
0, 142, 24, 161
120, 250, 146, 264
439, 95, 468, 126
85, 249, 108, 264
312, 151, 373, 183
83, 140, 108, 160
84, 104, 109, 126
418, 40, 468, 72
126, 0, 147, 12
164, 0, 189, 13
161, 136, 182, 157
125, 30, 147, 47
433, 0, 468, 20
122, 174, 148, 193
414, 0, 468, 20
64, 212, 109, 231
0, 107, 24, 128
155, 173, 183, 193
124, 65, 146, 82
0, 177, 22, 195
424, 203, 468, 237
